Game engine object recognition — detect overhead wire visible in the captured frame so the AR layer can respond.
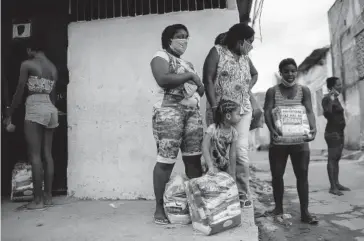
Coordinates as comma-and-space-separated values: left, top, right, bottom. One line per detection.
251, 0, 264, 42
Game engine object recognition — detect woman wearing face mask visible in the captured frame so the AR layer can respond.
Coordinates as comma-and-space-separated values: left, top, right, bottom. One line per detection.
264, 58, 318, 225
150, 24, 204, 225
203, 23, 257, 208
322, 77, 350, 196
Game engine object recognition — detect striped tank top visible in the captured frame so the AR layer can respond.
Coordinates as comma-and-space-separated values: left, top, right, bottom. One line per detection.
274, 84, 303, 107
272, 84, 307, 145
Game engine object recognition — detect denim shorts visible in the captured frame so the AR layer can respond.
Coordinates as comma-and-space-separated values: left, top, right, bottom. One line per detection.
25, 94, 58, 129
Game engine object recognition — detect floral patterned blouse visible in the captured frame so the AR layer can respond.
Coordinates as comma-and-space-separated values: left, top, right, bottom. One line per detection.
152, 50, 200, 108
207, 45, 252, 114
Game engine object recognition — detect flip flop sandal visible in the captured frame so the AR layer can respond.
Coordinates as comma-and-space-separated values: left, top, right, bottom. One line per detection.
15, 204, 47, 211
259, 210, 280, 218
44, 200, 55, 207
154, 217, 170, 225
274, 215, 292, 227
301, 215, 319, 225
26, 205, 48, 211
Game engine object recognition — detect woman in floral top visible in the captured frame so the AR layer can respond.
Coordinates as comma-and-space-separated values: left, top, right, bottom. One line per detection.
203, 23, 258, 206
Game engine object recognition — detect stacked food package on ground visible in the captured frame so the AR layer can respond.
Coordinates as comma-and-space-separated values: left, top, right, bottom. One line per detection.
272, 105, 311, 144
11, 162, 34, 201
184, 172, 241, 235
163, 174, 191, 224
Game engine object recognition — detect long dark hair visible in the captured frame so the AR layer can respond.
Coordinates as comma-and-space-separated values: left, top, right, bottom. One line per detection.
225, 23, 255, 50
215, 99, 240, 128
215, 32, 227, 45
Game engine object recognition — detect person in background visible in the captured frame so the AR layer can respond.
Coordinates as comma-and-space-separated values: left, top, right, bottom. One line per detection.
202, 100, 240, 178
322, 77, 350, 196
203, 23, 257, 207
263, 58, 318, 225
3, 39, 58, 210
150, 24, 204, 225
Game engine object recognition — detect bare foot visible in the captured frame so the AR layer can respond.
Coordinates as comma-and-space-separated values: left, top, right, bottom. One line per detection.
337, 184, 351, 191
44, 194, 53, 206
26, 201, 45, 210
329, 188, 344, 196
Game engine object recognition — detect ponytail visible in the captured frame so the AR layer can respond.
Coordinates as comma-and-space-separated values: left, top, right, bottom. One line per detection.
214, 32, 228, 46
214, 99, 240, 128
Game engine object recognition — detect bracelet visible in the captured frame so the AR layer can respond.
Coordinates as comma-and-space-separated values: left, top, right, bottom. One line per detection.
211, 106, 218, 109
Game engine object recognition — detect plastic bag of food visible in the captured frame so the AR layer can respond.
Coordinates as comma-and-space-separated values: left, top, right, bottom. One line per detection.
272, 105, 311, 144
163, 174, 191, 224
11, 162, 34, 202
185, 172, 241, 236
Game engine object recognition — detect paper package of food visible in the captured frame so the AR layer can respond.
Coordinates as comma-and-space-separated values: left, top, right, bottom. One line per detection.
184, 172, 241, 236
163, 174, 191, 225
11, 162, 34, 202
272, 105, 311, 144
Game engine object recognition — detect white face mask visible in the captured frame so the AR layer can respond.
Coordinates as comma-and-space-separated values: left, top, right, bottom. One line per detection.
281, 77, 297, 87
241, 40, 253, 55
170, 39, 188, 56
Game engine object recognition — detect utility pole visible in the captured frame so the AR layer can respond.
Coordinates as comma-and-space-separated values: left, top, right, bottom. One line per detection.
236, 0, 253, 24
226, 0, 253, 24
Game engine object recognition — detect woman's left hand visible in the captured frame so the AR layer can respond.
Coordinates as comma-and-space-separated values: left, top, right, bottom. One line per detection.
3, 116, 11, 127
306, 128, 317, 141
197, 85, 205, 97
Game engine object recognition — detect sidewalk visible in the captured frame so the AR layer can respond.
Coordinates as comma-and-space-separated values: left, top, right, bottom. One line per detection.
1, 197, 258, 241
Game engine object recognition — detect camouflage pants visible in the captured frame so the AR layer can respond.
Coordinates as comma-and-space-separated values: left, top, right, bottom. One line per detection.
152, 104, 203, 164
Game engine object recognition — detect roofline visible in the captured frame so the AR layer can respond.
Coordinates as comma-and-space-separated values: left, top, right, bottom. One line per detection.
328, 0, 340, 14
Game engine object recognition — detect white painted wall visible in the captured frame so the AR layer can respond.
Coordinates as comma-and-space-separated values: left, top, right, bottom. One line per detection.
297, 49, 362, 150
67, 10, 239, 199
297, 51, 332, 151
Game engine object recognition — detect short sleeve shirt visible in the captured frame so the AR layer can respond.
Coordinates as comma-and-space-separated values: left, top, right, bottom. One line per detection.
152, 50, 200, 108
205, 124, 238, 171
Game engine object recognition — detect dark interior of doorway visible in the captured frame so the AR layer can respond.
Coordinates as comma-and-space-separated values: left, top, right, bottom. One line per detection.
1, 0, 70, 197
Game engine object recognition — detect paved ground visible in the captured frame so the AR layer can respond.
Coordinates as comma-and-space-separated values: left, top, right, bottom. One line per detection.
251, 150, 364, 241
1, 198, 258, 241
2, 150, 363, 241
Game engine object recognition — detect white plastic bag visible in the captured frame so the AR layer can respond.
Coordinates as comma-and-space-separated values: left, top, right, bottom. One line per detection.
11, 162, 34, 202
185, 172, 241, 236
163, 174, 191, 224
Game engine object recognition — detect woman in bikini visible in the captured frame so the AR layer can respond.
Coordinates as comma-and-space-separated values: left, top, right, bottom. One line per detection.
4, 39, 58, 210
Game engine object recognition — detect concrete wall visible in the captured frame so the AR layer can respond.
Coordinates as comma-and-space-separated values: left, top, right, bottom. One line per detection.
357, 29, 364, 147
67, 10, 240, 199
297, 51, 333, 151
328, 0, 364, 149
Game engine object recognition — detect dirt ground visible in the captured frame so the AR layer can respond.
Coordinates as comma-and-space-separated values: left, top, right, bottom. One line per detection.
251, 151, 364, 241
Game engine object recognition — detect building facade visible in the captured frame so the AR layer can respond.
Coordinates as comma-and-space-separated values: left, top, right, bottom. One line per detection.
66, 0, 242, 199
297, 47, 334, 151
328, 0, 364, 149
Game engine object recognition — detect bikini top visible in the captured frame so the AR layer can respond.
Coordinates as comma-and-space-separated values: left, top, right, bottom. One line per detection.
27, 76, 55, 94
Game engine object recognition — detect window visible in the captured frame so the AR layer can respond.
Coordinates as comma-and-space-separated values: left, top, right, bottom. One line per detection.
69, 0, 227, 22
